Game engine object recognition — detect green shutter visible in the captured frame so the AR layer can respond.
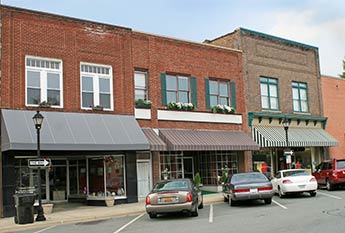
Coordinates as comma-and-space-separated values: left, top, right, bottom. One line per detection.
161, 73, 167, 106
190, 77, 198, 108
230, 81, 236, 109
205, 78, 210, 109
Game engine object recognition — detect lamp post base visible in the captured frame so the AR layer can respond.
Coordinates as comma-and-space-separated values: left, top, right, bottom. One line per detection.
35, 205, 46, 221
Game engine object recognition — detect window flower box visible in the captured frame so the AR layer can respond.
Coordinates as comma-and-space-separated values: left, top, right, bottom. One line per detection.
211, 104, 235, 114
135, 99, 152, 109
39, 101, 52, 108
92, 105, 104, 111
167, 102, 195, 111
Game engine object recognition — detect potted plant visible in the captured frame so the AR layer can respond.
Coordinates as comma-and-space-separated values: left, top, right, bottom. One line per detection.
135, 99, 152, 108
193, 172, 202, 187
39, 101, 52, 108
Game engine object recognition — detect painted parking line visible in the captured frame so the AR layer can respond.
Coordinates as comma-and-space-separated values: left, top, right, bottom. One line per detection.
272, 199, 288, 209
317, 191, 342, 200
113, 213, 144, 233
34, 225, 57, 233
209, 204, 213, 223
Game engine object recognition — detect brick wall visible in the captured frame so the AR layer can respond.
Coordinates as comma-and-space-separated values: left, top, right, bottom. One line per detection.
321, 75, 345, 159
208, 29, 323, 116
1, 6, 133, 115
132, 31, 246, 130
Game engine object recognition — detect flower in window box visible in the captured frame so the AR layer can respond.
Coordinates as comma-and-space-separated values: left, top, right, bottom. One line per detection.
211, 104, 236, 114
39, 101, 52, 108
168, 101, 195, 111
135, 99, 152, 109
92, 105, 104, 111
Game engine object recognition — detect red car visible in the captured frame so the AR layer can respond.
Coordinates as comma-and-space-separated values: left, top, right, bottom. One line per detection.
312, 159, 345, 190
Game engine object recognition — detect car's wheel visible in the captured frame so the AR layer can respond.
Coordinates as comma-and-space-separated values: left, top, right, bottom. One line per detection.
264, 198, 272, 204
326, 179, 333, 191
310, 191, 317, 197
278, 186, 285, 198
229, 198, 237, 206
149, 213, 157, 219
198, 198, 204, 209
191, 204, 199, 217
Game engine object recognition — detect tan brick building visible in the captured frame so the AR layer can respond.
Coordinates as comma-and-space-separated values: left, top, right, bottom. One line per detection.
206, 28, 338, 175
321, 75, 345, 159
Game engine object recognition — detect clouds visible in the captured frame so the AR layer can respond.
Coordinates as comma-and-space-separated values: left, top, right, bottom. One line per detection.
267, 6, 345, 76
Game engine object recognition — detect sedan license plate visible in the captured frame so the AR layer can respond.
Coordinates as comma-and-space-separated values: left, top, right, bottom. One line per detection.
250, 188, 258, 193
159, 196, 178, 203
298, 185, 306, 189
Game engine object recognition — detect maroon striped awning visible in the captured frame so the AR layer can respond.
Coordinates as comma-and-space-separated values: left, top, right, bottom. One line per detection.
159, 129, 260, 151
142, 128, 167, 151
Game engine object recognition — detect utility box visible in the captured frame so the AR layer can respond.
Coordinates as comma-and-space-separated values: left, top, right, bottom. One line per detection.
13, 193, 35, 224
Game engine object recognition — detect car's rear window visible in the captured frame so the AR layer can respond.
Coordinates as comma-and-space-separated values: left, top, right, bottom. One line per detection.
153, 180, 189, 192
336, 160, 345, 169
231, 173, 268, 184
283, 170, 309, 177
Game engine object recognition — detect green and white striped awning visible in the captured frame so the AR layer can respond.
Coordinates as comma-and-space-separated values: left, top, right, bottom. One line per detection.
252, 125, 339, 148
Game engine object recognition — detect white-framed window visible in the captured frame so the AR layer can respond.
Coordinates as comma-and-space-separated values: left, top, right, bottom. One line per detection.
292, 81, 309, 112
166, 74, 190, 103
25, 56, 63, 107
80, 63, 113, 110
134, 70, 148, 101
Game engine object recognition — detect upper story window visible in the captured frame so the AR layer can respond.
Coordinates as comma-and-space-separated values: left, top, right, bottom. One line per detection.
292, 81, 309, 112
260, 77, 279, 110
209, 80, 229, 106
81, 63, 113, 110
26, 56, 63, 107
166, 74, 190, 103
134, 70, 148, 101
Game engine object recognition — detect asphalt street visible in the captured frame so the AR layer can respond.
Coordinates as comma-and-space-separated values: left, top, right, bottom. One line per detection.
17, 189, 345, 233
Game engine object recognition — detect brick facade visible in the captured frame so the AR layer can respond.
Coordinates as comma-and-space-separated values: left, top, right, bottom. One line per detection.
321, 75, 345, 159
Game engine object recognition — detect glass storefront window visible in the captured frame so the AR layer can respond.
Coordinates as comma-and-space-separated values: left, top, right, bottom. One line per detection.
160, 153, 183, 180
105, 155, 125, 196
253, 149, 272, 178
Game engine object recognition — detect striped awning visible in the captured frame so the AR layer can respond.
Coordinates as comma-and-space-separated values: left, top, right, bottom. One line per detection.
159, 129, 260, 151
252, 125, 339, 147
142, 128, 167, 151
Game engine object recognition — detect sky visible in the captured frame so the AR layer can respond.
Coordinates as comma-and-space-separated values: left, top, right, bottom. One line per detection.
2, 0, 345, 77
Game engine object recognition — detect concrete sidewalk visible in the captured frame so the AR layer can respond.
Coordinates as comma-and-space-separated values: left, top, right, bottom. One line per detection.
0, 193, 223, 233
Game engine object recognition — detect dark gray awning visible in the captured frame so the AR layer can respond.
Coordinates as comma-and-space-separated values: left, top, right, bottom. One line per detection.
1, 109, 149, 151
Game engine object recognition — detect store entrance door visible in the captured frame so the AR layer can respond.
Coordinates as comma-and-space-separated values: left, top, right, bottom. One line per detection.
183, 157, 194, 180
137, 160, 151, 199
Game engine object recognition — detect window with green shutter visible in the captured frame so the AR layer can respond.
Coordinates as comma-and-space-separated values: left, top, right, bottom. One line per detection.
206, 79, 234, 108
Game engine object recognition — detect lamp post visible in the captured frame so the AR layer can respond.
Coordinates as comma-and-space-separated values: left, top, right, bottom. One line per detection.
283, 117, 290, 169
33, 111, 46, 221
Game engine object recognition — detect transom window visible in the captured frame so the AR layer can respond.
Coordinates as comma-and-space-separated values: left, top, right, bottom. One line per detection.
134, 70, 148, 101
209, 80, 229, 106
292, 81, 309, 112
260, 77, 279, 110
81, 63, 113, 110
166, 75, 190, 103
26, 56, 63, 107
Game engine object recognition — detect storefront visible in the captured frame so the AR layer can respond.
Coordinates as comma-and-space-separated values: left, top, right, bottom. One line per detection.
153, 128, 260, 190
1, 109, 149, 217
249, 112, 338, 176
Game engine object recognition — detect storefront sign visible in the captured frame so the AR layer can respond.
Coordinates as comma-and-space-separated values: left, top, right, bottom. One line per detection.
28, 159, 51, 168
284, 151, 293, 164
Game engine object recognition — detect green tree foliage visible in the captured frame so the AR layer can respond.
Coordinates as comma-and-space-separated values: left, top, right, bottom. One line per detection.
340, 57, 345, 79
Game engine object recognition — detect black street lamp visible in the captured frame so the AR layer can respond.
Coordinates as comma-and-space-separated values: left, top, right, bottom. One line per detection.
283, 117, 290, 169
32, 111, 46, 222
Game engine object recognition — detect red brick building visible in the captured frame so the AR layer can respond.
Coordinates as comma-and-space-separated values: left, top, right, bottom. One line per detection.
321, 75, 345, 159
0, 6, 259, 217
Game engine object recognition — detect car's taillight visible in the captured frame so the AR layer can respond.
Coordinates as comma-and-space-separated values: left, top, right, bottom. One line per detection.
146, 196, 151, 205
309, 177, 317, 182
186, 192, 193, 202
233, 189, 250, 193
282, 179, 292, 184
258, 187, 272, 191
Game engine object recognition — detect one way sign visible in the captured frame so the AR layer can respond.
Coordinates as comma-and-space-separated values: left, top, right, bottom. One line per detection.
28, 159, 51, 169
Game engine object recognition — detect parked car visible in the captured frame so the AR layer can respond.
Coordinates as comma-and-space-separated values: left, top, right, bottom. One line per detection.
145, 178, 203, 219
312, 159, 345, 190
271, 169, 317, 198
223, 172, 273, 206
